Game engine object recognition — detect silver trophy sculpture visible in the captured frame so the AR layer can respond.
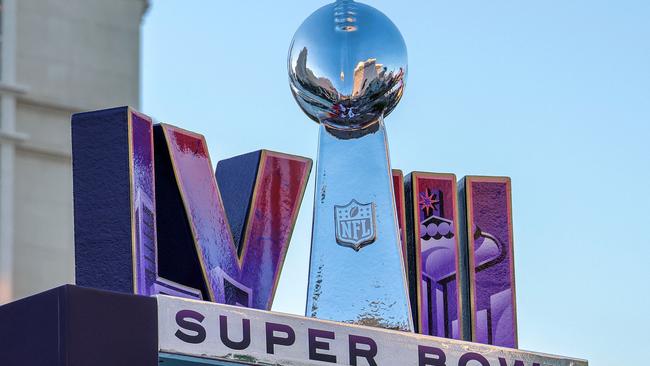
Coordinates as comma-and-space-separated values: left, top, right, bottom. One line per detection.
289, 0, 413, 331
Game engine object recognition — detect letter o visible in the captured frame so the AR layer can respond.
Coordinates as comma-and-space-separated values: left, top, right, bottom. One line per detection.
459, 352, 490, 366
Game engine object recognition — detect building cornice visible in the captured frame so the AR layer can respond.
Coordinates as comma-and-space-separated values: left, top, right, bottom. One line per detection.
0, 82, 28, 96
0, 129, 28, 144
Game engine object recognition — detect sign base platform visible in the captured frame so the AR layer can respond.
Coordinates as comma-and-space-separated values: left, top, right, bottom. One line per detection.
0, 285, 587, 366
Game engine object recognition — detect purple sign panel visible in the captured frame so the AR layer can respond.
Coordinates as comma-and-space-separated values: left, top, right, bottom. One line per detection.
392, 170, 409, 273
129, 110, 160, 296
405, 173, 464, 340
130, 112, 204, 299
129, 111, 178, 299
460, 176, 518, 348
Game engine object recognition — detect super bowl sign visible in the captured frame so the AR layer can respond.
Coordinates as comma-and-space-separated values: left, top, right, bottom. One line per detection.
158, 296, 587, 366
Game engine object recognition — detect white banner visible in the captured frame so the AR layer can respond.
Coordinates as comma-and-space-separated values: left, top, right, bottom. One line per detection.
157, 296, 587, 366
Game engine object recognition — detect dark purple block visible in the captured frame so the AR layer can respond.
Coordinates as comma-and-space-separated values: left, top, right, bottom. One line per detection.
459, 176, 518, 348
216, 150, 264, 254
0, 285, 157, 366
72, 107, 139, 294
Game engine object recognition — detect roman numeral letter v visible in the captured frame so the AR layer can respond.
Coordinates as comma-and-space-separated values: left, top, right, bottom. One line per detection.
155, 124, 312, 310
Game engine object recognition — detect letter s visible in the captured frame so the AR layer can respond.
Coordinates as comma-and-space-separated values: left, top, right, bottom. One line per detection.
175, 309, 206, 344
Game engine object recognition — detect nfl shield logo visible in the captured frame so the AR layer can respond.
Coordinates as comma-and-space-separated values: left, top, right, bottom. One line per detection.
334, 199, 376, 251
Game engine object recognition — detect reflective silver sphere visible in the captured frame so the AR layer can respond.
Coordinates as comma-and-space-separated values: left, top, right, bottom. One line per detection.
288, 0, 407, 131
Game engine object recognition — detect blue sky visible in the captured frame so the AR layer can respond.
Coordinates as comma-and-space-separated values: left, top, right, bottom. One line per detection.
141, 1, 650, 364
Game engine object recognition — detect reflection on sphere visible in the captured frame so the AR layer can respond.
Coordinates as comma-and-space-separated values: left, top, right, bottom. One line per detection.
288, 0, 407, 132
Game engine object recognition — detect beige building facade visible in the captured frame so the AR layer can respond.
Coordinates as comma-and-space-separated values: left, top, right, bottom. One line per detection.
0, 0, 149, 303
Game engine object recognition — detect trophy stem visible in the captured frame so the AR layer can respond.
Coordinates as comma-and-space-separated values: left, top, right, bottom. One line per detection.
306, 117, 414, 331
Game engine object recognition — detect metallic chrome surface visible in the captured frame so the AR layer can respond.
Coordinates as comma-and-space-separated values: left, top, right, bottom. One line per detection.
305, 122, 413, 331
288, 0, 407, 132
290, 0, 412, 331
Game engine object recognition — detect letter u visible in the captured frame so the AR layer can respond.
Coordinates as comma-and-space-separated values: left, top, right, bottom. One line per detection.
219, 315, 251, 350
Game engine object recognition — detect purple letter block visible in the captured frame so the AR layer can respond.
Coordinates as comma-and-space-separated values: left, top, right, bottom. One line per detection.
404, 172, 465, 340
459, 176, 518, 348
